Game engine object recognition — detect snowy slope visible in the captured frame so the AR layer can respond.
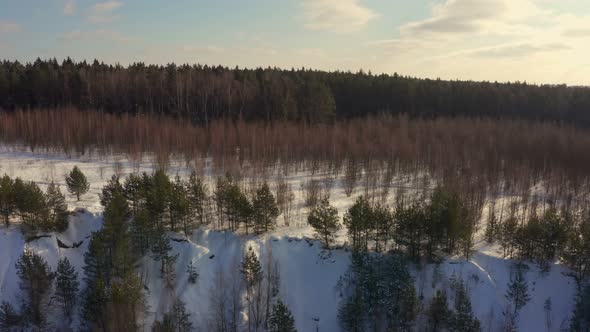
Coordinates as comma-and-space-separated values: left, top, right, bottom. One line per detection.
0, 149, 578, 331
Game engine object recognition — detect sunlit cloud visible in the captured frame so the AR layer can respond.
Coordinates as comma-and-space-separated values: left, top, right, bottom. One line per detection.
301, 0, 377, 33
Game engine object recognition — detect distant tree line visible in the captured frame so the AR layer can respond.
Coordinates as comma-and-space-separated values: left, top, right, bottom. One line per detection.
2, 58, 590, 125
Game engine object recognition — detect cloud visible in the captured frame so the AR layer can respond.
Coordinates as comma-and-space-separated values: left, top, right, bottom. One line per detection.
466, 42, 571, 57
371, 0, 580, 60
302, 0, 377, 33
563, 28, 590, 37
400, 0, 548, 40
181, 45, 225, 54
64, 0, 76, 15
0, 21, 21, 34
87, 1, 122, 23
62, 29, 131, 43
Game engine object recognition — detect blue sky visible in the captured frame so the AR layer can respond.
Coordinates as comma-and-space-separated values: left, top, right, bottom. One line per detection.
1, 0, 590, 85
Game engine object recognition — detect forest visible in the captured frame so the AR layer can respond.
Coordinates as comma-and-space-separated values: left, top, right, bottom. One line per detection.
1, 60, 590, 331
2, 58, 590, 125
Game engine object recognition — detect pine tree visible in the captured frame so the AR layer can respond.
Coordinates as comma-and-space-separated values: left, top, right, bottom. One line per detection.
394, 202, 426, 260
65, 165, 90, 201
55, 257, 80, 320
307, 197, 340, 248
343, 195, 372, 252
372, 203, 392, 253
562, 217, 590, 284
427, 290, 450, 332
14, 179, 49, 235
268, 299, 297, 332
15, 250, 55, 328
448, 279, 481, 332
484, 203, 498, 243
0, 174, 15, 227
252, 182, 279, 234
0, 301, 21, 330
100, 174, 123, 207
505, 270, 530, 317
147, 170, 172, 230
124, 173, 145, 212
170, 176, 190, 233
188, 172, 208, 226
46, 181, 69, 232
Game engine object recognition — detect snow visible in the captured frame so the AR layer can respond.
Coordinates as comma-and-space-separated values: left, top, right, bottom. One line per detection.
0, 149, 578, 331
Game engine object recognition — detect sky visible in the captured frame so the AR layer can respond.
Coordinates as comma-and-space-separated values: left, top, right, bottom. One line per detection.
1, 0, 590, 85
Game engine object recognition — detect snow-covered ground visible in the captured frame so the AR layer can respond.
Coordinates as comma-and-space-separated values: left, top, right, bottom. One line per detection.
0, 149, 577, 331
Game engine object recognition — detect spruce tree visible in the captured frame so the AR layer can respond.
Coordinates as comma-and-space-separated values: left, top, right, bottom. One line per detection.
571, 284, 590, 332
81, 278, 109, 331
427, 290, 450, 332
0, 301, 20, 330
152, 231, 178, 285
108, 273, 147, 331
241, 246, 263, 290
241, 246, 264, 331
83, 230, 110, 284
46, 181, 69, 232
268, 299, 297, 332
153, 299, 193, 332
448, 280, 481, 332
15, 250, 55, 328
252, 182, 280, 234
338, 291, 364, 332
187, 261, 199, 284
66, 165, 90, 201
505, 270, 530, 317
307, 197, 340, 248
0, 174, 15, 227
55, 257, 80, 320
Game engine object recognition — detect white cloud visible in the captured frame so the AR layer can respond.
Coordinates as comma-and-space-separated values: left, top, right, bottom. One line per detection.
399, 0, 548, 41
302, 0, 377, 33
87, 1, 122, 23
365, 0, 590, 85
372, 0, 583, 57
64, 0, 76, 15
0, 21, 21, 34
